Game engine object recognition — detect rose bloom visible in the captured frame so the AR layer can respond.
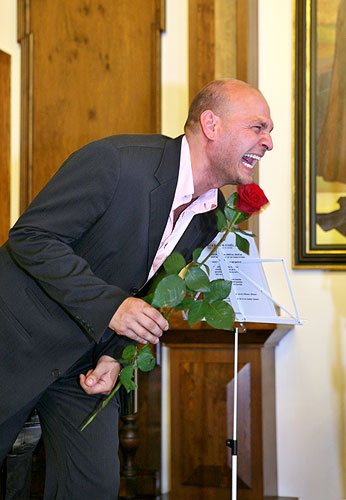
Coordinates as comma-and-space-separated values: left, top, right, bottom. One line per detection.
236, 183, 269, 215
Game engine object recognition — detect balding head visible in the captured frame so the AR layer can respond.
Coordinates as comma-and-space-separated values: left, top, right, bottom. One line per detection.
184, 78, 273, 194
184, 79, 263, 134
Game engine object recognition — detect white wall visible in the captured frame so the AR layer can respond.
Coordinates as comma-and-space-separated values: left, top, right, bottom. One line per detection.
258, 1, 346, 499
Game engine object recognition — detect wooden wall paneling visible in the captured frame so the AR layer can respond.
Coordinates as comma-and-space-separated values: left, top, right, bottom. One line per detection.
236, 0, 248, 82
0, 51, 11, 245
246, 0, 259, 88
152, 0, 166, 133
169, 345, 264, 500
188, 0, 258, 100
214, 0, 237, 80
17, 0, 34, 213
18, 0, 164, 210
188, 0, 215, 102
260, 345, 278, 497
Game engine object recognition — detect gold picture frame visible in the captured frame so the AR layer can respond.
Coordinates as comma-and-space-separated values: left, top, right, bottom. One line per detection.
293, 0, 346, 269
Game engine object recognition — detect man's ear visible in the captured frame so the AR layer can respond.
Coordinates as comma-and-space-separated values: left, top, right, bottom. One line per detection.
200, 110, 218, 140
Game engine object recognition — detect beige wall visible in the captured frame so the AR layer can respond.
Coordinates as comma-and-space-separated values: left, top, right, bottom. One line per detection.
258, 1, 346, 499
2, 1, 345, 499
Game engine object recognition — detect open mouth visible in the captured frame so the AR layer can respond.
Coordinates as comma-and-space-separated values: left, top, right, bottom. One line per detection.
241, 153, 261, 169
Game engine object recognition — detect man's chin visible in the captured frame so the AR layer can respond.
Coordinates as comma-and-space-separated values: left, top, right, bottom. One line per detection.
238, 173, 254, 185
238, 164, 255, 184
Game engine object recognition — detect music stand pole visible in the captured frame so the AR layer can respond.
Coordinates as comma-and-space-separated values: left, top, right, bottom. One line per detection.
226, 326, 239, 500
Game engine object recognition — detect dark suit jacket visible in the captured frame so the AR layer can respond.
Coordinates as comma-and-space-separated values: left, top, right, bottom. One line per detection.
0, 134, 223, 424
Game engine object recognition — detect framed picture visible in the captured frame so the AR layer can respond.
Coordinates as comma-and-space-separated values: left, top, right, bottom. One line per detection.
293, 0, 346, 268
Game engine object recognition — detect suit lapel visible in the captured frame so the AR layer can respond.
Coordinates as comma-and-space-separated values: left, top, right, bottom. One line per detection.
146, 136, 183, 275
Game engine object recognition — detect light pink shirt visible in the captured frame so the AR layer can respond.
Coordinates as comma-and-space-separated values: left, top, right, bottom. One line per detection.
147, 136, 218, 281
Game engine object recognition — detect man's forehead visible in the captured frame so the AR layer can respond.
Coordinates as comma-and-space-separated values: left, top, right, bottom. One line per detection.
228, 109, 274, 130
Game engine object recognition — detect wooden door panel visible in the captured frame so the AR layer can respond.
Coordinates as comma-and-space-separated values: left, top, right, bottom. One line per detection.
18, 0, 164, 207
170, 346, 263, 500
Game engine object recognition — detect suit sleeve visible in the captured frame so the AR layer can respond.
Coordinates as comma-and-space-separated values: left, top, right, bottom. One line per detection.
8, 141, 131, 342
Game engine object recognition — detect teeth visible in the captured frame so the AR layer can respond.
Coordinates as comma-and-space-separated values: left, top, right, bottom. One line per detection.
241, 159, 254, 169
244, 153, 261, 160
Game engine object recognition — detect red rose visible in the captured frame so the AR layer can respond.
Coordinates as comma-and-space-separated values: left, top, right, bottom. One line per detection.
236, 183, 269, 215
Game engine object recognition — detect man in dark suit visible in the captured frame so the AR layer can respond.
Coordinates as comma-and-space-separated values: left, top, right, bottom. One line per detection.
0, 79, 273, 499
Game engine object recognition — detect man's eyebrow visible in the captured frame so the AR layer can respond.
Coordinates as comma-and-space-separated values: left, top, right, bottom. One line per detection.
262, 121, 274, 132
257, 120, 274, 132
250, 119, 274, 132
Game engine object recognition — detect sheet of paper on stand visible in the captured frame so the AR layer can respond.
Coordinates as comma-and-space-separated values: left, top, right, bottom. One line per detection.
198, 231, 302, 325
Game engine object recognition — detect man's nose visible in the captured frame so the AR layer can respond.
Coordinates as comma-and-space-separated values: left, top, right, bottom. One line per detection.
261, 132, 273, 151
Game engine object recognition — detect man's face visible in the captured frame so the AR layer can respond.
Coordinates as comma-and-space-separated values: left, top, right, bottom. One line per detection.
208, 88, 274, 187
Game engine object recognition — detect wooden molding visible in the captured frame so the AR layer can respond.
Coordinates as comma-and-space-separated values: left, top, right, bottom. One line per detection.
0, 50, 11, 244
188, 0, 259, 96
152, 0, 166, 132
236, 0, 248, 82
17, 0, 33, 213
188, 0, 215, 102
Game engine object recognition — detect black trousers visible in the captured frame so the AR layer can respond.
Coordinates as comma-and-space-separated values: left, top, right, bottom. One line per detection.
0, 347, 120, 500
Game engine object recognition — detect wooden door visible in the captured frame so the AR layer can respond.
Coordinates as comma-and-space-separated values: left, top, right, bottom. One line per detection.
18, 0, 164, 210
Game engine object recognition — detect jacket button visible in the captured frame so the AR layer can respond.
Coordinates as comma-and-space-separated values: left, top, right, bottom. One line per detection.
130, 287, 138, 295
51, 369, 60, 379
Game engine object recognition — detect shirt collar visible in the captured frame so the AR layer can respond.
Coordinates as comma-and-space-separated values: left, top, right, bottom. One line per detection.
173, 136, 218, 214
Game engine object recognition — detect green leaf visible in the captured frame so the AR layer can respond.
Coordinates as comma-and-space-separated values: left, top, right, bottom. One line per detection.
215, 209, 228, 231
151, 274, 186, 308
163, 252, 186, 275
139, 342, 152, 354
224, 206, 237, 223
185, 266, 210, 292
119, 365, 137, 392
137, 351, 156, 372
204, 301, 235, 330
146, 269, 167, 294
121, 345, 137, 363
226, 192, 238, 208
203, 279, 232, 303
192, 247, 203, 262
175, 296, 195, 311
187, 300, 208, 326
235, 233, 250, 255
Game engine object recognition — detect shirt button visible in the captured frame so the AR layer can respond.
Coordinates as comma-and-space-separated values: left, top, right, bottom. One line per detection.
51, 369, 60, 379
130, 287, 138, 295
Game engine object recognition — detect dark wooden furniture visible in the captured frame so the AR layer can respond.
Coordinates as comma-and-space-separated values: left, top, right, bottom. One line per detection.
164, 316, 292, 500
121, 314, 293, 500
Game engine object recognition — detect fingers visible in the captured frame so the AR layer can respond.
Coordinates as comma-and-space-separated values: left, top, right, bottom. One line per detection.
80, 357, 121, 395
109, 297, 168, 344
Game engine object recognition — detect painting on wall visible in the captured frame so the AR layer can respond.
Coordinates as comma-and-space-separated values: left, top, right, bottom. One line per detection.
294, 0, 346, 268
